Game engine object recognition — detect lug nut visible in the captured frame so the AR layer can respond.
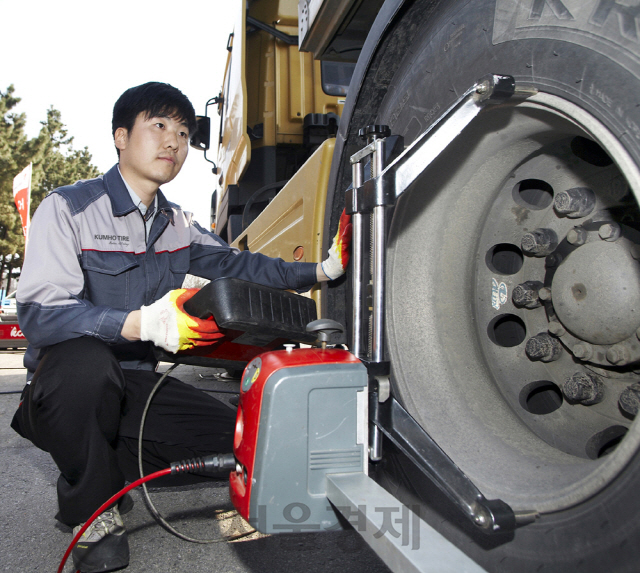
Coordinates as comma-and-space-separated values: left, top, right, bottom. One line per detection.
525, 333, 563, 362
572, 342, 593, 360
538, 287, 552, 301
599, 222, 621, 242
563, 372, 605, 405
521, 228, 558, 257
566, 227, 588, 246
606, 344, 629, 365
553, 187, 596, 218
548, 320, 566, 337
619, 382, 640, 416
512, 281, 544, 309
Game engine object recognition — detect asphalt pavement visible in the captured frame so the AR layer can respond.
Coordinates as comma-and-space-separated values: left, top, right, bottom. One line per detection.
0, 349, 391, 573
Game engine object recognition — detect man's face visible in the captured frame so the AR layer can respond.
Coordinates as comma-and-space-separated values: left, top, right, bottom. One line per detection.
115, 112, 190, 190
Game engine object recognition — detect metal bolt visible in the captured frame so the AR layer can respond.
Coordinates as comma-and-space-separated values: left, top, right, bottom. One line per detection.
553, 187, 596, 218
566, 227, 587, 246
525, 333, 563, 362
521, 228, 559, 257
512, 281, 544, 309
599, 222, 621, 242
538, 287, 552, 301
563, 372, 605, 405
572, 343, 593, 360
473, 512, 487, 526
476, 81, 490, 95
619, 382, 640, 416
548, 320, 566, 337
606, 344, 629, 365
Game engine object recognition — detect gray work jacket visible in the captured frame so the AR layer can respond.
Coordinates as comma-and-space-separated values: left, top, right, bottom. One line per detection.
17, 165, 317, 374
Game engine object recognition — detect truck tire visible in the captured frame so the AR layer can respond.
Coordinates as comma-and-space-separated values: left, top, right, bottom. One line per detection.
332, 0, 640, 571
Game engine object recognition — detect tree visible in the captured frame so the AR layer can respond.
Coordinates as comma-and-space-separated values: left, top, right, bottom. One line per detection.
0, 85, 101, 293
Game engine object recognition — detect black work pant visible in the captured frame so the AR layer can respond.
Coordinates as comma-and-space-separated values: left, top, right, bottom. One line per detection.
11, 337, 235, 526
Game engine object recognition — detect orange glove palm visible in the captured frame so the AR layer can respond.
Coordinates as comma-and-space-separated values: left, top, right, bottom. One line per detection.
321, 209, 352, 280
140, 288, 224, 353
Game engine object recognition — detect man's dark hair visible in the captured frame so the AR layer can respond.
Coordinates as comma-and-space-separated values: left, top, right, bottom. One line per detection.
112, 82, 197, 153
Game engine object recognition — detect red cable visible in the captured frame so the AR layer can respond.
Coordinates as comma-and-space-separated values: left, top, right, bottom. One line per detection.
57, 467, 172, 573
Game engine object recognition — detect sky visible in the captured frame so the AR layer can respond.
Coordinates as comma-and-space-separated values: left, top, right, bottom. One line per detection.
1, 0, 238, 226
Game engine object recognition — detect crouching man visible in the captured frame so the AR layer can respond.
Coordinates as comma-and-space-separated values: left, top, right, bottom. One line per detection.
11, 82, 351, 572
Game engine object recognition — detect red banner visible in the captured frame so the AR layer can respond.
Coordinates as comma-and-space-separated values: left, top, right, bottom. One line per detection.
0, 323, 25, 340
12, 163, 32, 238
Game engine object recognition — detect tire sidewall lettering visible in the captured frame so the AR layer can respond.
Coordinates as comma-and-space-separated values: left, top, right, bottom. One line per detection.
494, 0, 640, 73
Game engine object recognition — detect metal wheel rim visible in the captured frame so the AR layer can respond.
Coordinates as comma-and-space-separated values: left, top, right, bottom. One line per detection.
386, 92, 640, 513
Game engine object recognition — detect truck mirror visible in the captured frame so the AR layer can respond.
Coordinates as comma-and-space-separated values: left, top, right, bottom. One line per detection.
190, 116, 211, 151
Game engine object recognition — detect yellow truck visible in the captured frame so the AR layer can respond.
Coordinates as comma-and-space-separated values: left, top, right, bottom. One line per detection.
192, 1, 640, 571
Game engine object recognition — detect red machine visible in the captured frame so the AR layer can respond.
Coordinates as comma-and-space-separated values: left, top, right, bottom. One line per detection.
230, 345, 368, 532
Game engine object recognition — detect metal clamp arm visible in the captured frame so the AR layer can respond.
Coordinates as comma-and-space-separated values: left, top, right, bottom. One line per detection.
375, 397, 522, 533
346, 75, 534, 215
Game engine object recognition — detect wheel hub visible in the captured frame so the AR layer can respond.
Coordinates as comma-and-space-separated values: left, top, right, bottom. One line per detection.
551, 234, 640, 345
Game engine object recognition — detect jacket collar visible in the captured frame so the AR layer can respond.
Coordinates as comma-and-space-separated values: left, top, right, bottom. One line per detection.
103, 164, 173, 223
156, 189, 174, 225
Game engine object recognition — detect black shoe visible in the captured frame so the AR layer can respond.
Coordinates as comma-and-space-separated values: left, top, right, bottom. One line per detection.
118, 493, 134, 515
72, 506, 129, 572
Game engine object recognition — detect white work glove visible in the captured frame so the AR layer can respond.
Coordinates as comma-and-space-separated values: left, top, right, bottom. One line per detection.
321, 209, 352, 280
140, 288, 224, 353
